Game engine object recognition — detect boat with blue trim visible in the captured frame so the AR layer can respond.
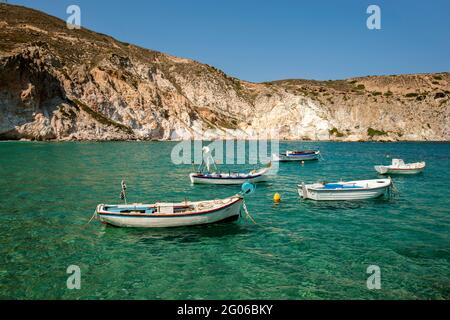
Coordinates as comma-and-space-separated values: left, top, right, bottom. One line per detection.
189, 165, 271, 185
190, 146, 271, 185
273, 150, 320, 162
298, 178, 392, 201
93, 181, 256, 228
96, 195, 243, 228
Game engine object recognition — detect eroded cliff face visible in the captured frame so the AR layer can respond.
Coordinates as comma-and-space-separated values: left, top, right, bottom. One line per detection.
0, 4, 449, 141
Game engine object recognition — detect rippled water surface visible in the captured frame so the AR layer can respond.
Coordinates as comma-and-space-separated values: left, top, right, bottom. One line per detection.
0, 141, 449, 299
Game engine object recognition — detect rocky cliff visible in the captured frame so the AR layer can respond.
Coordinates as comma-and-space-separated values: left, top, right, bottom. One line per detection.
1, 4, 449, 141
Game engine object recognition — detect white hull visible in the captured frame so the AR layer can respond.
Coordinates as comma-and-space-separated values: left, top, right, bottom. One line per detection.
272, 152, 320, 162
298, 187, 388, 200
97, 196, 242, 228
374, 160, 425, 175
298, 179, 391, 201
375, 167, 425, 175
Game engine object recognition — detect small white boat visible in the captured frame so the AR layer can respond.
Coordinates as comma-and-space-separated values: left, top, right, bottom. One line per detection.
273, 150, 320, 162
190, 165, 271, 185
374, 159, 425, 175
190, 147, 271, 185
96, 195, 243, 228
298, 178, 392, 201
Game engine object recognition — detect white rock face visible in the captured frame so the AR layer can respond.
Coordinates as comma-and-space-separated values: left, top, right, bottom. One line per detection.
248, 94, 327, 140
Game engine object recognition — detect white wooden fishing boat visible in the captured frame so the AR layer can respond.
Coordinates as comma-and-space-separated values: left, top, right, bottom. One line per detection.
190, 146, 271, 185
273, 150, 320, 162
93, 181, 256, 228
298, 178, 392, 201
374, 159, 425, 175
96, 195, 243, 228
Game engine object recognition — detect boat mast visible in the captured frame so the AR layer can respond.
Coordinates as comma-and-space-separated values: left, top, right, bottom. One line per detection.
201, 146, 218, 173
120, 180, 127, 205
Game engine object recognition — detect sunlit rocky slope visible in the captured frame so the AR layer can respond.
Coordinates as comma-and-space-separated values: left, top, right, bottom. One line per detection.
0, 4, 449, 141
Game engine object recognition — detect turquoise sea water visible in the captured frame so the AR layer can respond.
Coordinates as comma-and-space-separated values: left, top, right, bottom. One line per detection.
0, 141, 449, 299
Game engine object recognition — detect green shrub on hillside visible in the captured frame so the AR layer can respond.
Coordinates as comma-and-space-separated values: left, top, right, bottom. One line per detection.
367, 127, 387, 137
329, 127, 345, 137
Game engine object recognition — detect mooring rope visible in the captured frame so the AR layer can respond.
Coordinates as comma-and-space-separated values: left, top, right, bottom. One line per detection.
242, 200, 257, 224
390, 179, 399, 196
86, 209, 97, 225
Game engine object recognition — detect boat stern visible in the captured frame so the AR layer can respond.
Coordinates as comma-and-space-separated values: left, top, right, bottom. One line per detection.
374, 165, 388, 174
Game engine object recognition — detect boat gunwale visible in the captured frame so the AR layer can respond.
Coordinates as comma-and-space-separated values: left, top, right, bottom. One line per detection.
97, 196, 242, 218
190, 165, 270, 180
190, 172, 264, 180
277, 158, 319, 162
285, 150, 320, 156
378, 166, 425, 171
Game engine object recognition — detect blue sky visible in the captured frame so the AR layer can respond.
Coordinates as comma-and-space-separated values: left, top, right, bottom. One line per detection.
9, 0, 450, 82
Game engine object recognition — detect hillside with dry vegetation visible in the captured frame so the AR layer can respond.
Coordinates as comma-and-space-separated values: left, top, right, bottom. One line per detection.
0, 4, 448, 141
